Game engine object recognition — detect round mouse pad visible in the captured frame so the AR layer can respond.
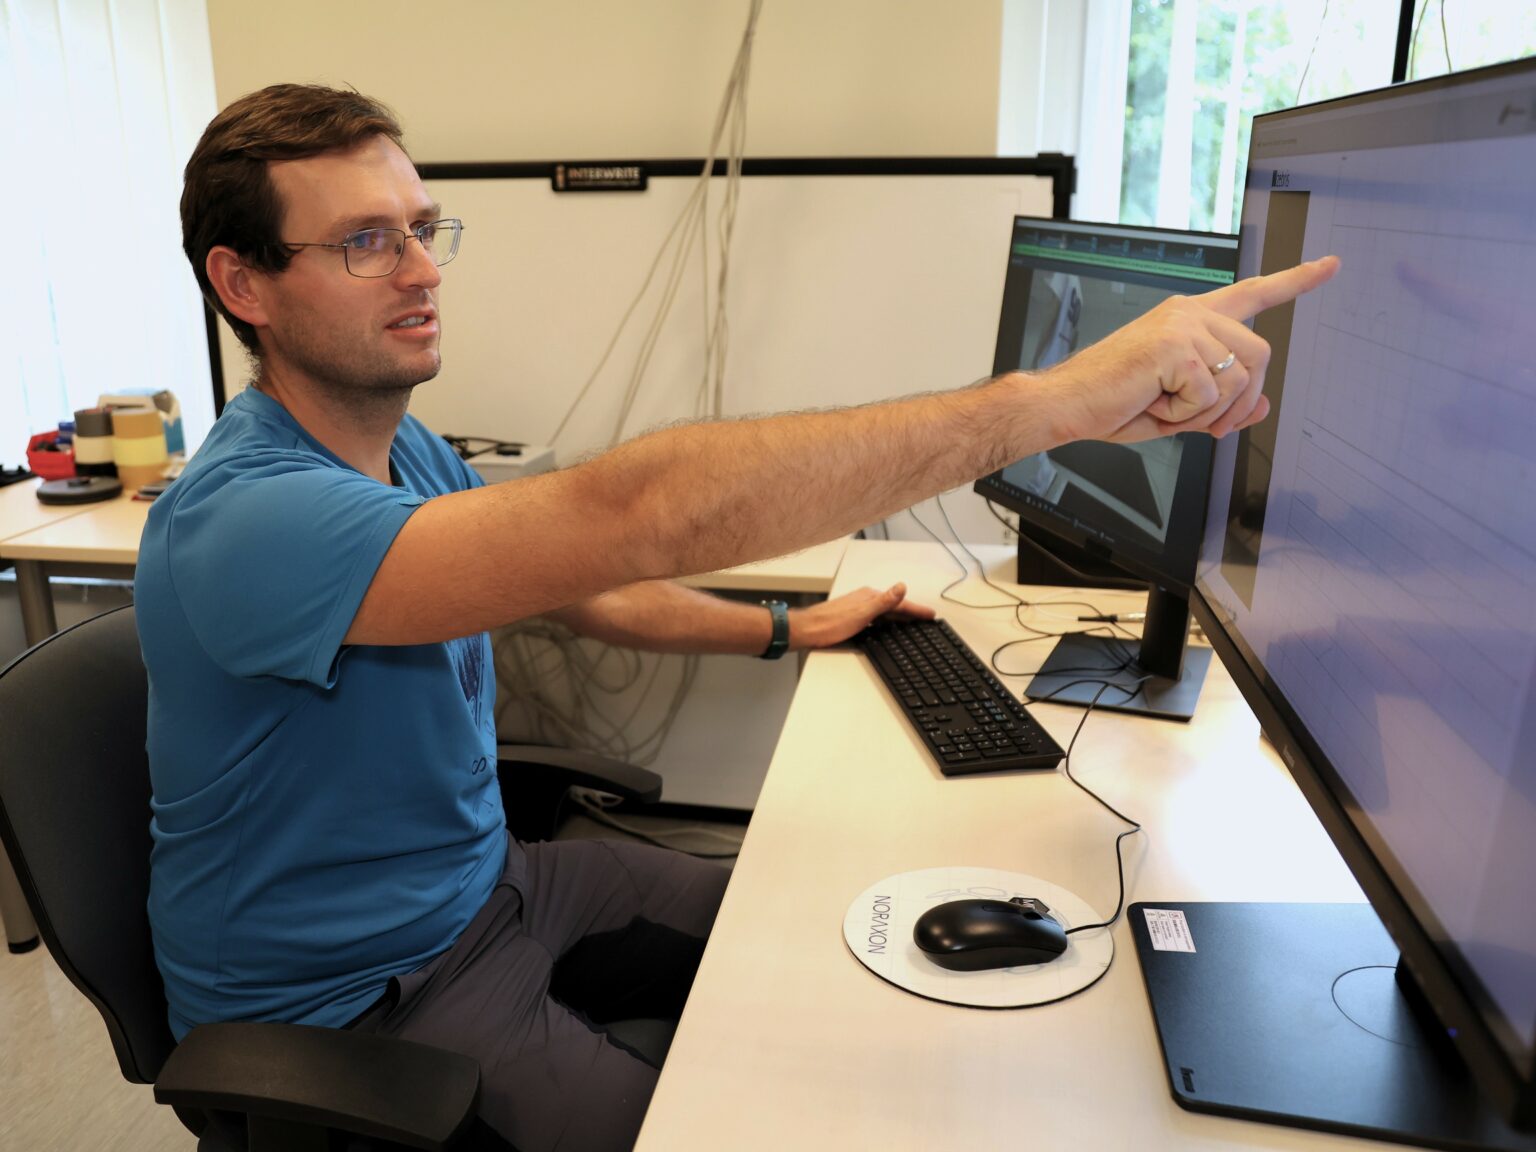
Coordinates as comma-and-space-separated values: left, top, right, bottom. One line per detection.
843, 867, 1114, 1008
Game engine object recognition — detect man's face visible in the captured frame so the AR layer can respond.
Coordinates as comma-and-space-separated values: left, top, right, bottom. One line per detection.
259, 136, 444, 396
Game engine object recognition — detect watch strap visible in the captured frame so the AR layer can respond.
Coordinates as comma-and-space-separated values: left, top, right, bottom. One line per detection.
759, 600, 791, 660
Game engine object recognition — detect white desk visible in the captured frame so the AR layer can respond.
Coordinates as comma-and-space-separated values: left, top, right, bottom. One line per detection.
0, 477, 100, 540
637, 539, 1377, 1151
678, 537, 849, 596
0, 490, 149, 647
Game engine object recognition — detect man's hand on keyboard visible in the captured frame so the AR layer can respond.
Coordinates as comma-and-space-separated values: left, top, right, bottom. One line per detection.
790, 583, 935, 651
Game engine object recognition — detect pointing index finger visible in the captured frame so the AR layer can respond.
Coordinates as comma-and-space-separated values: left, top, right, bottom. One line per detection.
1201, 255, 1340, 321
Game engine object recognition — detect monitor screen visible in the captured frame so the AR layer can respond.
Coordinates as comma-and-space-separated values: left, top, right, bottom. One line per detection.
1194, 56, 1536, 1130
974, 219, 1241, 720
979, 217, 1239, 588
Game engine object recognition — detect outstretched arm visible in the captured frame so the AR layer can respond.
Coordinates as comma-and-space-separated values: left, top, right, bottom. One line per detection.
546, 580, 934, 655
347, 257, 1339, 646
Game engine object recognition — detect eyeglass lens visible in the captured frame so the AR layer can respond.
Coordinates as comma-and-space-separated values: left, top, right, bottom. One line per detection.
343, 220, 461, 277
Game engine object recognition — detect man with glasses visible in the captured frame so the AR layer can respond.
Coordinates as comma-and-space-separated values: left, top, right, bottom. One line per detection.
143, 84, 1334, 1151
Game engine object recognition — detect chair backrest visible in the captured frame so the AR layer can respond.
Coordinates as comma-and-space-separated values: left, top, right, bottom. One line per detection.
0, 604, 176, 1083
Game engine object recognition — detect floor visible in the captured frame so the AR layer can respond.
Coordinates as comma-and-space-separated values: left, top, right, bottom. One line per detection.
0, 812, 744, 1150
0, 942, 193, 1149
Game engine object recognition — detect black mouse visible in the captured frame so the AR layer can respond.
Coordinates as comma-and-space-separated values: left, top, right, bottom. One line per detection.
913, 896, 1069, 971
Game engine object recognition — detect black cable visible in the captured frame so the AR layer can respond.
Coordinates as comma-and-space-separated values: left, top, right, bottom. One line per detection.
906, 503, 1020, 611
909, 501, 1134, 631
1049, 679, 1152, 937
935, 495, 1044, 610
1033, 673, 1148, 708
906, 499, 1141, 686
891, 505, 1150, 940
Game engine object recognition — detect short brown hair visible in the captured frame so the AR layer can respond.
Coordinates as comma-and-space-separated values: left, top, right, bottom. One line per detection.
181, 84, 406, 354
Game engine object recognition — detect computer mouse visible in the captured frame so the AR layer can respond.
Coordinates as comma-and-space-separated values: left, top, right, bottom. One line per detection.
913, 896, 1069, 971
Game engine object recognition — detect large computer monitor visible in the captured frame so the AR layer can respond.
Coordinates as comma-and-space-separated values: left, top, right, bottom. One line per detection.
1135, 57, 1536, 1149
974, 217, 1239, 719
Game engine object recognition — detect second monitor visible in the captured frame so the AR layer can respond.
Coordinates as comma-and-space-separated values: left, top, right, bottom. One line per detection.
975, 217, 1239, 720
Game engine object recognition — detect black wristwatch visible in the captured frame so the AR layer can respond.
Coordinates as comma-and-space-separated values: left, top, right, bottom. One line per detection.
759, 600, 791, 660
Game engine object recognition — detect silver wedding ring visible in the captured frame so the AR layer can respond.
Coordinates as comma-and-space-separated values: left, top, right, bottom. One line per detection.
1210, 351, 1237, 375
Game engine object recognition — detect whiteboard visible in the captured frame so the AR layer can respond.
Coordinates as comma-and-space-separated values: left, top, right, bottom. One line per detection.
219, 157, 1071, 544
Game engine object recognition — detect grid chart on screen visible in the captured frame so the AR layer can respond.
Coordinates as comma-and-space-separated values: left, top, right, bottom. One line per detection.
1257, 134, 1536, 1025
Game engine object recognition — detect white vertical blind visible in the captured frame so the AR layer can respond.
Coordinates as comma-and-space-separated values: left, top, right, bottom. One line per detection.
1073, 0, 1399, 233
1072, 0, 1130, 223
1154, 0, 1197, 228
0, 0, 217, 467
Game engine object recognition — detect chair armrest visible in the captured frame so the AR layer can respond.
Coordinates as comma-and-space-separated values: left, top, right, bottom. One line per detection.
496, 744, 662, 804
154, 1021, 478, 1151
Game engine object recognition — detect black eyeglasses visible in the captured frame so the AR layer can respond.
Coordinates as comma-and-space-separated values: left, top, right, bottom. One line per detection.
283, 218, 464, 278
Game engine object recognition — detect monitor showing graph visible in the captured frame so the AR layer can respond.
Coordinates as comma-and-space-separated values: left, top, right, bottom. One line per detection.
1180, 57, 1536, 1141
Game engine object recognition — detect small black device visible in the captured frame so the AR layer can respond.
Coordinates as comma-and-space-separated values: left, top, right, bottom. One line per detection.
974, 217, 1241, 721
857, 618, 1064, 776
441, 434, 526, 461
913, 896, 1068, 971
36, 475, 122, 504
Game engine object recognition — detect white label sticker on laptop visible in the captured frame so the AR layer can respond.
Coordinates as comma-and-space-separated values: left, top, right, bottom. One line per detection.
1144, 908, 1196, 953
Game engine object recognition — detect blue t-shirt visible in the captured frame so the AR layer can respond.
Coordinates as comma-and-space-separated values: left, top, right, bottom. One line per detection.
137, 388, 513, 1039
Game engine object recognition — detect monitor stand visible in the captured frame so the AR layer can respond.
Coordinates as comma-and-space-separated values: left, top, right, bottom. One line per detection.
1130, 902, 1536, 1151
1023, 584, 1211, 721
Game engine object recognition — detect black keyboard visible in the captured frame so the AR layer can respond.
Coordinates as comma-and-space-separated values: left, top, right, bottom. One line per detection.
858, 618, 1065, 776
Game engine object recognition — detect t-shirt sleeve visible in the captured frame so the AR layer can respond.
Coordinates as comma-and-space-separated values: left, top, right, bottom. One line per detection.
165, 456, 426, 687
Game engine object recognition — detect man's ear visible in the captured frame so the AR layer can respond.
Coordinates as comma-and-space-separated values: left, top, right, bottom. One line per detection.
205, 246, 271, 331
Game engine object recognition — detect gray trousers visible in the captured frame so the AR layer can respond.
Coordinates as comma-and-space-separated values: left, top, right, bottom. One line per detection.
351, 836, 729, 1151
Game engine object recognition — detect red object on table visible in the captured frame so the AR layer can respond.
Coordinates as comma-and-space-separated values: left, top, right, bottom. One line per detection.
25, 431, 76, 480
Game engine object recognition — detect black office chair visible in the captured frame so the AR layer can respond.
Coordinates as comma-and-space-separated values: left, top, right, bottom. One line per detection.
0, 605, 664, 1150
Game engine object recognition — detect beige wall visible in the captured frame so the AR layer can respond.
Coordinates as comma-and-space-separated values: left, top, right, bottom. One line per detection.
207, 0, 1002, 161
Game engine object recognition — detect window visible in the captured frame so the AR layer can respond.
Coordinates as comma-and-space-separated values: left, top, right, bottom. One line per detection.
1121, 0, 1397, 234
1071, 0, 1536, 234
1405, 0, 1536, 81
0, 0, 218, 467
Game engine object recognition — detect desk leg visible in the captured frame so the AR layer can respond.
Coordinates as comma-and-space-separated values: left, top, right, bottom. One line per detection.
0, 845, 38, 953
15, 559, 57, 648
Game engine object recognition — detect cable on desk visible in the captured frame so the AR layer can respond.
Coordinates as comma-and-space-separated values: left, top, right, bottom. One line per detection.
904, 498, 1141, 683
897, 506, 1156, 976
909, 499, 1130, 629
1042, 678, 1152, 938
